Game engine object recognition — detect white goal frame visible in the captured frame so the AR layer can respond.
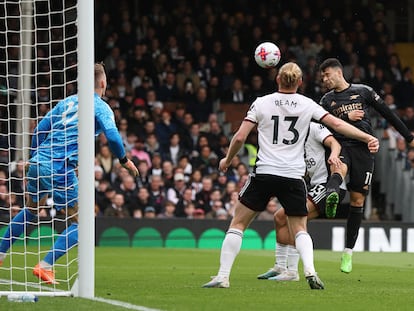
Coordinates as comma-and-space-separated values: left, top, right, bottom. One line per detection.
0, 0, 95, 298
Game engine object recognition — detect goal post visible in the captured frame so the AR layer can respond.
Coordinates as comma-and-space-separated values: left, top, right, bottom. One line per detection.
0, 0, 95, 298
77, 0, 95, 299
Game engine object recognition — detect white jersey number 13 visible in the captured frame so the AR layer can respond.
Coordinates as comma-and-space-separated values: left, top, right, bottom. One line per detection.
271, 115, 299, 145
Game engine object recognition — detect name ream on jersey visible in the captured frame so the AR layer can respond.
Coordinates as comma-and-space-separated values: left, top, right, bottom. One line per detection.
275, 99, 297, 108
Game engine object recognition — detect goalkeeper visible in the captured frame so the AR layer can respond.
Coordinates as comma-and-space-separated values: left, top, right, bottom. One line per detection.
0, 63, 138, 284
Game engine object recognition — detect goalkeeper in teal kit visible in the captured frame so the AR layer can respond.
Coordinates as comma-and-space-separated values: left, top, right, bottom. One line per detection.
0, 63, 138, 284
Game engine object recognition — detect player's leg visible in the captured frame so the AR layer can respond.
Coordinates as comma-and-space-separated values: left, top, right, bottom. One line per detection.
270, 199, 321, 282
203, 174, 269, 288
279, 178, 324, 289
202, 201, 257, 288
33, 169, 78, 284
341, 146, 373, 273
287, 215, 323, 289
325, 162, 347, 218
341, 191, 365, 273
0, 163, 47, 264
257, 207, 290, 279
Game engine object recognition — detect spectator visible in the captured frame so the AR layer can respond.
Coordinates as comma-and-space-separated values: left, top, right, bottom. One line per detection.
130, 137, 152, 168
192, 208, 205, 219
246, 75, 266, 102
166, 172, 187, 205
94, 165, 105, 188
117, 118, 129, 148
177, 154, 192, 180
10, 159, 25, 207
155, 110, 177, 149
145, 89, 164, 111
135, 76, 153, 100
161, 132, 188, 166
394, 67, 414, 111
206, 199, 225, 219
131, 187, 152, 219
136, 160, 151, 189
149, 153, 163, 176
115, 174, 138, 215
221, 78, 246, 103
191, 145, 217, 176
0, 184, 10, 218
104, 193, 130, 218
184, 201, 196, 219
144, 132, 162, 158
185, 86, 213, 124
188, 122, 201, 154
96, 184, 116, 216
176, 60, 201, 97
157, 71, 180, 102
161, 160, 175, 188
175, 187, 196, 217
257, 198, 281, 221
402, 107, 414, 132
96, 144, 114, 182
215, 208, 229, 220
223, 190, 238, 218
127, 107, 148, 138
195, 176, 214, 213
143, 206, 157, 218
220, 61, 237, 93
190, 169, 203, 194
157, 200, 176, 218
148, 175, 166, 214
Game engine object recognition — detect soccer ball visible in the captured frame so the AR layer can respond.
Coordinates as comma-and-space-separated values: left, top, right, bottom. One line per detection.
254, 42, 281, 68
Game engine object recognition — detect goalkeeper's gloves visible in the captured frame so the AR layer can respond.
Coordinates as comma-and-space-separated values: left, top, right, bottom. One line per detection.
119, 157, 139, 177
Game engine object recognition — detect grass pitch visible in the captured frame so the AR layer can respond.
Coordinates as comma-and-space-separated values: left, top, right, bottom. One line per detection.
1, 247, 414, 311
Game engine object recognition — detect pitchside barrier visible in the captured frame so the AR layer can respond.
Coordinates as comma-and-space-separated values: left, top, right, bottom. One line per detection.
1, 217, 413, 252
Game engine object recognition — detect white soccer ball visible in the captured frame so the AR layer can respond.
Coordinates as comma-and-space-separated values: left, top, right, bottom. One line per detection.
254, 42, 281, 68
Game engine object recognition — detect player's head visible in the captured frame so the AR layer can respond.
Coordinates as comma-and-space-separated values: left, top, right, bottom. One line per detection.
276, 62, 303, 92
319, 58, 346, 91
94, 62, 107, 97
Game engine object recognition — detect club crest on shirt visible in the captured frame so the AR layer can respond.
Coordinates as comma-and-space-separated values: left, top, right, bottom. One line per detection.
350, 94, 360, 100
330, 101, 336, 107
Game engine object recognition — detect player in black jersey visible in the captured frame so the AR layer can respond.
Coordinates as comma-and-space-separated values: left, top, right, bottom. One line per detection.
319, 58, 414, 273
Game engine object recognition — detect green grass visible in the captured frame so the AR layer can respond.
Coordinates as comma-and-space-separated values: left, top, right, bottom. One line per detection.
1, 248, 414, 311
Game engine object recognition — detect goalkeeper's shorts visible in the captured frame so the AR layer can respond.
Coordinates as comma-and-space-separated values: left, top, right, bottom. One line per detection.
26, 160, 78, 211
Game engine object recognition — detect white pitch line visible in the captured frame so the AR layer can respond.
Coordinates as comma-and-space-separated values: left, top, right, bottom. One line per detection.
93, 297, 164, 311
0, 278, 162, 310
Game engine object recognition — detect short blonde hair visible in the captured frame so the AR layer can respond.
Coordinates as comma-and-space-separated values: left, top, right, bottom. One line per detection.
94, 62, 106, 88
277, 62, 302, 89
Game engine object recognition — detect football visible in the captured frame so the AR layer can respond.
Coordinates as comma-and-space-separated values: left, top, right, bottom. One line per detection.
254, 42, 281, 68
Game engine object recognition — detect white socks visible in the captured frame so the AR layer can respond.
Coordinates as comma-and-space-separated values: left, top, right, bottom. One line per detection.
295, 231, 316, 276
274, 243, 288, 271
218, 228, 243, 277
287, 245, 300, 273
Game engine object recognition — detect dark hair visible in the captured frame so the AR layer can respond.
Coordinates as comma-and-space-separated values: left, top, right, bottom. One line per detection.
319, 58, 343, 72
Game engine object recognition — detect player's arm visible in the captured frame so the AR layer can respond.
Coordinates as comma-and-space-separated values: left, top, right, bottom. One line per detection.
321, 114, 379, 153
219, 119, 256, 172
30, 112, 53, 157
96, 105, 138, 176
104, 128, 139, 177
323, 135, 342, 168
369, 91, 414, 147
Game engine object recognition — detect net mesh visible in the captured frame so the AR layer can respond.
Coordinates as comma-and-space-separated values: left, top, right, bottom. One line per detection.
0, 0, 78, 295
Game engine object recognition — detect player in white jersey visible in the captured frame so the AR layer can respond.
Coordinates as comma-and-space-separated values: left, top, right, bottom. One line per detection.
257, 122, 347, 281
202, 62, 379, 290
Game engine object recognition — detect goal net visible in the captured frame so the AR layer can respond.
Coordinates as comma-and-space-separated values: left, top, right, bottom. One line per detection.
0, 0, 92, 297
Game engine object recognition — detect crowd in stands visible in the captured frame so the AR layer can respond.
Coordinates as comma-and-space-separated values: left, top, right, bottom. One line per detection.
1, 0, 414, 221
